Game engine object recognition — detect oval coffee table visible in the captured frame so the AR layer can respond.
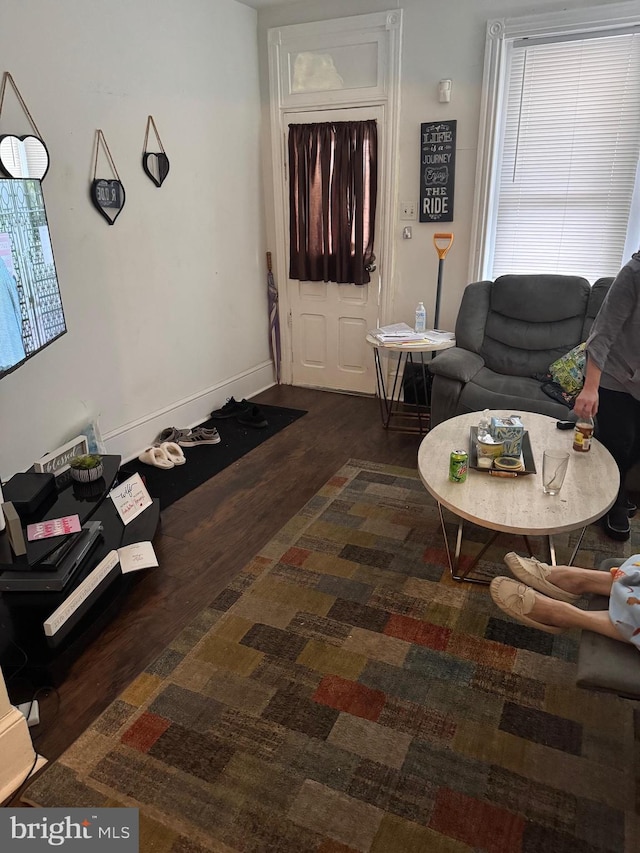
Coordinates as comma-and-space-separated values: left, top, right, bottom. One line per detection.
417, 410, 619, 583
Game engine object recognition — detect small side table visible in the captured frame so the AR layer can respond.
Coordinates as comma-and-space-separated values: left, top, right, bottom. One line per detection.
366, 334, 455, 434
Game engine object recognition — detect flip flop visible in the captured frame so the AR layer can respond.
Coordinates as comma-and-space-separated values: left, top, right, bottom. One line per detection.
160, 441, 186, 465
138, 446, 174, 469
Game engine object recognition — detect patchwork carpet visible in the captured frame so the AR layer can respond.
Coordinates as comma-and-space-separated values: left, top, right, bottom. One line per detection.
24, 460, 639, 852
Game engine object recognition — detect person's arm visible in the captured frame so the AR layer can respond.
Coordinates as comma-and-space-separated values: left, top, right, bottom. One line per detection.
573, 355, 602, 418
575, 262, 637, 418
584, 265, 636, 374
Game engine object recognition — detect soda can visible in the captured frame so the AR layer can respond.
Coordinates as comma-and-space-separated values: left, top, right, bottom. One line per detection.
449, 449, 468, 483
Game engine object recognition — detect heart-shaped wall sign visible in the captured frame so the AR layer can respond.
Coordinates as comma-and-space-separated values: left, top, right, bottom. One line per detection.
91, 179, 126, 225
0, 134, 50, 180
142, 152, 170, 187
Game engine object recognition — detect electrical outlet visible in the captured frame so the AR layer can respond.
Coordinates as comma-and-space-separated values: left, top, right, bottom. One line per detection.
400, 201, 417, 220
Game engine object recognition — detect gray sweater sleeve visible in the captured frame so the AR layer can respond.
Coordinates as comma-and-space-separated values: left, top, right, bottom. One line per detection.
585, 257, 640, 398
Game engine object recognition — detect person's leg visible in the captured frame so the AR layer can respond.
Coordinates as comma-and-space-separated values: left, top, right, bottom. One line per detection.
491, 577, 632, 643
527, 593, 629, 643
503, 552, 613, 600
596, 388, 638, 539
545, 565, 613, 596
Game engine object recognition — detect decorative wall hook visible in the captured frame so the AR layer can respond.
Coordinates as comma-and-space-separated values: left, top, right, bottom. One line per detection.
142, 115, 169, 187
90, 130, 125, 225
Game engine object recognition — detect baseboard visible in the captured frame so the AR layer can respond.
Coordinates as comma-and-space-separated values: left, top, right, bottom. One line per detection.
104, 361, 277, 465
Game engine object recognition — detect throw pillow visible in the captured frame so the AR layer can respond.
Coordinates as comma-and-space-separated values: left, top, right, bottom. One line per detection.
548, 342, 586, 395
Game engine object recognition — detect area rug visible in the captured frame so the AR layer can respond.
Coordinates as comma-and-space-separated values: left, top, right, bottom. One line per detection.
23, 460, 639, 852
121, 404, 307, 509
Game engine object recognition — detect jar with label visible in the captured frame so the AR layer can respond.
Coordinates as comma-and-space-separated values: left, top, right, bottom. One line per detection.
573, 416, 594, 452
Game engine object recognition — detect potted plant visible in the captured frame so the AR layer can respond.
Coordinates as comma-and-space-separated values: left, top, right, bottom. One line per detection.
69, 453, 104, 483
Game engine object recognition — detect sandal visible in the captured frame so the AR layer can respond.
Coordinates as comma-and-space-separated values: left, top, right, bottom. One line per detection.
138, 446, 174, 469
160, 441, 186, 465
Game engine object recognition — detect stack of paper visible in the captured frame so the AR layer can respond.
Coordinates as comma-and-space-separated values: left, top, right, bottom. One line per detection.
370, 323, 455, 344
370, 323, 428, 343
422, 329, 455, 343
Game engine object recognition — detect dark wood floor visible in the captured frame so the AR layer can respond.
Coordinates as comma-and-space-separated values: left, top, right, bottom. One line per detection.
10, 387, 421, 787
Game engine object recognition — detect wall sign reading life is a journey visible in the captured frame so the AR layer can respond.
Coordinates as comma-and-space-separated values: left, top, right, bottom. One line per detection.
420, 120, 456, 223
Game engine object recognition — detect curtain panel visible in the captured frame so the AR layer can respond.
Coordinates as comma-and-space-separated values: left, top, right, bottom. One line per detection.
288, 120, 377, 285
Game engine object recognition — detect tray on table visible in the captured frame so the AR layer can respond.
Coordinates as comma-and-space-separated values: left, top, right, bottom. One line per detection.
469, 427, 536, 475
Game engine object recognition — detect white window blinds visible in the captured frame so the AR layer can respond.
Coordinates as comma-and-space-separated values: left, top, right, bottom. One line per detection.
491, 32, 640, 281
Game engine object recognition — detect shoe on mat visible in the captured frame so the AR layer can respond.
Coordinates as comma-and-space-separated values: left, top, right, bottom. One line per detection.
503, 552, 580, 603
155, 426, 191, 445
236, 405, 268, 429
489, 577, 565, 635
160, 441, 186, 465
139, 446, 174, 469
178, 426, 221, 446
603, 504, 631, 542
210, 397, 251, 419
624, 496, 637, 518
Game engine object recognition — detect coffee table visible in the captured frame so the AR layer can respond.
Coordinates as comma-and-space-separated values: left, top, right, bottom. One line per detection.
417, 410, 619, 583
366, 333, 455, 434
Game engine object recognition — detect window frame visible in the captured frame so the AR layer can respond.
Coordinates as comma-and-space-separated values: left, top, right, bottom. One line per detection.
469, 1, 640, 282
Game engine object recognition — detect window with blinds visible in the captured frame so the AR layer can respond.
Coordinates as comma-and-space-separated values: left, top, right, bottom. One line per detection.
490, 31, 640, 281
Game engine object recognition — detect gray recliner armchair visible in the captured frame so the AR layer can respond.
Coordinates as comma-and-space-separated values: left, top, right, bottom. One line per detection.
428, 274, 613, 427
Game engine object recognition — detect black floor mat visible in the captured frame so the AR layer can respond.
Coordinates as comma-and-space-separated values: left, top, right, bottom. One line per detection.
121, 404, 307, 510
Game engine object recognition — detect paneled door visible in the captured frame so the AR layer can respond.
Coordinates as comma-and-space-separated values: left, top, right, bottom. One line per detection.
285, 106, 384, 394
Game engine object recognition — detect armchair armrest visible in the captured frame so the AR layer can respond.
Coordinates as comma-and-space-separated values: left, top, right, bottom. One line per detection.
428, 348, 485, 383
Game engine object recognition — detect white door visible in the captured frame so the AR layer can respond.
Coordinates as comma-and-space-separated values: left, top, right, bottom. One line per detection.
285, 107, 384, 394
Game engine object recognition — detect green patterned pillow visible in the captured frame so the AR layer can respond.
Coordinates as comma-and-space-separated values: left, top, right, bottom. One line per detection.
549, 342, 586, 395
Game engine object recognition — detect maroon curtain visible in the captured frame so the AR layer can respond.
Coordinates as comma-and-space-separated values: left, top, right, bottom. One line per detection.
288, 120, 377, 285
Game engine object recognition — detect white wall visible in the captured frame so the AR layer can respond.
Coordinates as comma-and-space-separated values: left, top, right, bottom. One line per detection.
0, 0, 270, 479
257, 0, 630, 335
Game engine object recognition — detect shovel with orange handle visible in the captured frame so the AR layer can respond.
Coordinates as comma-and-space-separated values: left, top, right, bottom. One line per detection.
433, 232, 454, 330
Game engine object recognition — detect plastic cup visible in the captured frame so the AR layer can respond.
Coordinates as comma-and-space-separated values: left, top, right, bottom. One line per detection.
542, 450, 570, 495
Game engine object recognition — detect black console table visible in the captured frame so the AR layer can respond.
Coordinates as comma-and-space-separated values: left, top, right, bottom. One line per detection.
0, 456, 160, 685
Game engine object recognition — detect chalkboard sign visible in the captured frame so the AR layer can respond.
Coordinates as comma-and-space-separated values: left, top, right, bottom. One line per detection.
420, 120, 456, 223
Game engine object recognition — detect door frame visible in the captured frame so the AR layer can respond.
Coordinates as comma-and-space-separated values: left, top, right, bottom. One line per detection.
284, 105, 384, 394
268, 10, 403, 387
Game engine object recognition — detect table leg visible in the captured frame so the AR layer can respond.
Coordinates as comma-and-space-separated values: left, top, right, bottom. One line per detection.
550, 526, 586, 567
437, 505, 570, 584
437, 502, 500, 584
373, 349, 392, 427
370, 342, 435, 434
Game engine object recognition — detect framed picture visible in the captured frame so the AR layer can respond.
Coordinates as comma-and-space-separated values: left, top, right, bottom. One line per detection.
33, 435, 89, 476
419, 120, 456, 223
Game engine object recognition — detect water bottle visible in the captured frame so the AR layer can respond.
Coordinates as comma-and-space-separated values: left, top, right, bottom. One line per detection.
478, 409, 491, 440
414, 301, 426, 333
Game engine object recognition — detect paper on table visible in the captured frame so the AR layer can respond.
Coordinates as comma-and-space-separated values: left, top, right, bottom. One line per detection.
118, 541, 158, 574
27, 513, 82, 541
109, 472, 152, 525
422, 329, 455, 342
370, 323, 455, 344
370, 323, 433, 342
372, 322, 415, 336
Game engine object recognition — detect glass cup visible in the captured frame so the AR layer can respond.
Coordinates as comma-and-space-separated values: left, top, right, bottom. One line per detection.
542, 450, 570, 495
